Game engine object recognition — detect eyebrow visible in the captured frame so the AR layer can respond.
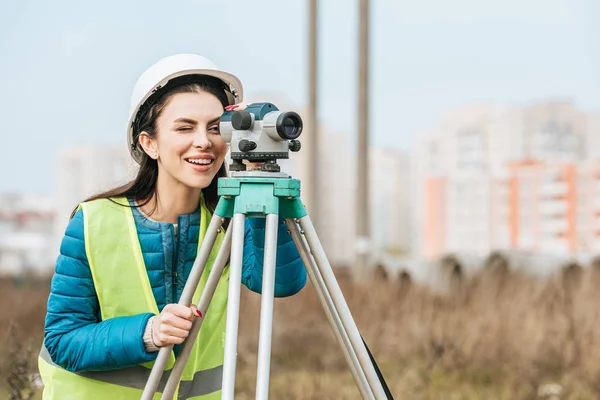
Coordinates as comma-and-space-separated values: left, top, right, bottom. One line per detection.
173, 116, 221, 125
173, 118, 198, 125
207, 116, 221, 125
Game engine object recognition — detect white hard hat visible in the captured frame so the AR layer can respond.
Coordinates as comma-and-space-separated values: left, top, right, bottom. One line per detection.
127, 53, 244, 164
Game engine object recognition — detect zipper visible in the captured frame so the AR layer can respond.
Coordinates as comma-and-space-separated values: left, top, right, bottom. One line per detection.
171, 223, 178, 302
173, 216, 184, 302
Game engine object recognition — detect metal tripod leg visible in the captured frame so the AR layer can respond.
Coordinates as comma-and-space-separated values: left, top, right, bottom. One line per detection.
221, 213, 280, 400
255, 214, 279, 399
222, 213, 247, 400
141, 213, 226, 400
160, 225, 233, 399
284, 219, 374, 400
297, 215, 388, 400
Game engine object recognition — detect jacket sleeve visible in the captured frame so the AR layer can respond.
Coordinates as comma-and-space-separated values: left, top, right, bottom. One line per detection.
241, 217, 307, 297
43, 209, 157, 372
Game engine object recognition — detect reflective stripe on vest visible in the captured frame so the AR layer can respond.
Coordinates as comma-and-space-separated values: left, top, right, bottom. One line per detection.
39, 345, 223, 397
38, 197, 229, 400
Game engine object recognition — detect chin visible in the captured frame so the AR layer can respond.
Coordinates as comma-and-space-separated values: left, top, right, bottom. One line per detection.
181, 175, 215, 190
178, 167, 221, 190
185, 180, 213, 190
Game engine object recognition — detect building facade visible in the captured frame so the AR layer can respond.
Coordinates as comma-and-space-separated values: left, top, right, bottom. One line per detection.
0, 194, 55, 275
54, 146, 136, 254
413, 101, 599, 260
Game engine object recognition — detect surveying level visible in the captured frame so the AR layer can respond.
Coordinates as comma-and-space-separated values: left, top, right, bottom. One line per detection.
220, 102, 303, 172
140, 104, 393, 399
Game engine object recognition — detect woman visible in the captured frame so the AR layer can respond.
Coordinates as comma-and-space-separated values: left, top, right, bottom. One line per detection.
38, 54, 307, 399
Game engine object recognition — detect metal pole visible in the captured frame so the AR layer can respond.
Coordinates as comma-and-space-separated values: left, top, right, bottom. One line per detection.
306, 0, 319, 229
160, 226, 233, 399
255, 214, 280, 399
141, 213, 225, 400
355, 0, 371, 280
222, 213, 247, 400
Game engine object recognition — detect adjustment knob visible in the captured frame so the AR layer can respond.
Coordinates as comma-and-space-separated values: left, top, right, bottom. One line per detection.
232, 111, 253, 130
238, 139, 257, 152
289, 140, 301, 152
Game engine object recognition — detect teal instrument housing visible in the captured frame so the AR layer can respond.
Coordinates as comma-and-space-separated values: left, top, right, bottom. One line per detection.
220, 102, 280, 123
215, 177, 307, 220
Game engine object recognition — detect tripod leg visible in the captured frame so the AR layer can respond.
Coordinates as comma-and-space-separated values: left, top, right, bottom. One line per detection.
284, 219, 375, 400
141, 213, 226, 400
222, 213, 247, 400
255, 214, 279, 400
297, 216, 389, 400
160, 225, 233, 399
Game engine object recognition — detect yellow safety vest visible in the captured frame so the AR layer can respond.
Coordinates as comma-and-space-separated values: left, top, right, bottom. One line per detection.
38, 197, 229, 400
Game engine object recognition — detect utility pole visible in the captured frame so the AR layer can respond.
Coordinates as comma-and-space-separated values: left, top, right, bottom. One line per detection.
306, 0, 319, 230
355, 0, 370, 280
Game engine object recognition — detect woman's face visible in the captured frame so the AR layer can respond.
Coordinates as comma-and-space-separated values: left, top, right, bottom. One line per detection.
146, 91, 227, 190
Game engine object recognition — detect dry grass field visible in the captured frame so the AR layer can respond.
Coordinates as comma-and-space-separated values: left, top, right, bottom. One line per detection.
2, 263, 600, 399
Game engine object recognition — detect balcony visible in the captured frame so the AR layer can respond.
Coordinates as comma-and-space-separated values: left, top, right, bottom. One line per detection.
539, 182, 569, 196
539, 219, 569, 234
538, 201, 569, 216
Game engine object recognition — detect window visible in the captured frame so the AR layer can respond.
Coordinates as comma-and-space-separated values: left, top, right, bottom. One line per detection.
532, 118, 580, 160
429, 141, 439, 172
457, 129, 485, 170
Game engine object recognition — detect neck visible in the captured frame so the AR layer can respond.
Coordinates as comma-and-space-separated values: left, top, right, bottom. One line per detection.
140, 170, 202, 223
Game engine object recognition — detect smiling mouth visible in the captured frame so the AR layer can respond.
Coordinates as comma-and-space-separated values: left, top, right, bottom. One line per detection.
185, 158, 214, 166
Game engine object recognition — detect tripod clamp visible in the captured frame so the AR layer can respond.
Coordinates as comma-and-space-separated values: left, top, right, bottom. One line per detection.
216, 172, 306, 221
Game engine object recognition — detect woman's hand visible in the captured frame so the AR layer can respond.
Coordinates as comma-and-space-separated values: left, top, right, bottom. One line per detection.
242, 160, 265, 170
151, 304, 202, 347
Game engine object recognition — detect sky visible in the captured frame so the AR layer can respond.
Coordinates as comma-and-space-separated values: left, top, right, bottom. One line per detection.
0, 0, 599, 195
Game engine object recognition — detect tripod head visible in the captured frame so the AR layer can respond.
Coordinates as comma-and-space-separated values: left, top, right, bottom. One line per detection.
220, 102, 303, 172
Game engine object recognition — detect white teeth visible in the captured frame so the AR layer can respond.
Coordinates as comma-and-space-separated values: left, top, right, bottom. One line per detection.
187, 159, 212, 165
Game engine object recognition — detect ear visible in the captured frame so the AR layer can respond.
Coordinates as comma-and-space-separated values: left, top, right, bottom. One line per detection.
138, 131, 159, 160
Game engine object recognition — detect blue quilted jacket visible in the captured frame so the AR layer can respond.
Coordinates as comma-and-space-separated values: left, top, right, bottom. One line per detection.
43, 203, 306, 372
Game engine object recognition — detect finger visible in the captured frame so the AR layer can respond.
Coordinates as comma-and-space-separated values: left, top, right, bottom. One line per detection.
190, 304, 203, 319
162, 314, 193, 331
160, 324, 191, 339
242, 160, 263, 167
157, 334, 187, 346
169, 304, 194, 320
242, 161, 265, 171
225, 102, 249, 112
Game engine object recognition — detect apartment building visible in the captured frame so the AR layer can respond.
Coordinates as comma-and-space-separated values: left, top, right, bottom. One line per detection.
413, 101, 597, 260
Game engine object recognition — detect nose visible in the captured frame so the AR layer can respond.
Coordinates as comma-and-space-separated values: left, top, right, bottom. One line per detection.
192, 129, 212, 150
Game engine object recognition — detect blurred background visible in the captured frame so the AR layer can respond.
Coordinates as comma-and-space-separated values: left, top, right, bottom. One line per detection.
1, 0, 600, 398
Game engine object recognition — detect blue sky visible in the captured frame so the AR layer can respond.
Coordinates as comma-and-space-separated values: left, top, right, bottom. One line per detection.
0, 0, 598, 194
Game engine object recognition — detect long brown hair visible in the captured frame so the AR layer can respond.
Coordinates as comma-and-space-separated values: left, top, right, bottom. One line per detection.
71, 76, 230, 219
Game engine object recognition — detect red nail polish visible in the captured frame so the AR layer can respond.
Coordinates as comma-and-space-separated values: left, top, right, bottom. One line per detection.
195, 310, 202, 318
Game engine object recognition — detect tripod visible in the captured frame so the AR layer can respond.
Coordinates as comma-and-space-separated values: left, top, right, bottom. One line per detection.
140, 170, 391, 400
